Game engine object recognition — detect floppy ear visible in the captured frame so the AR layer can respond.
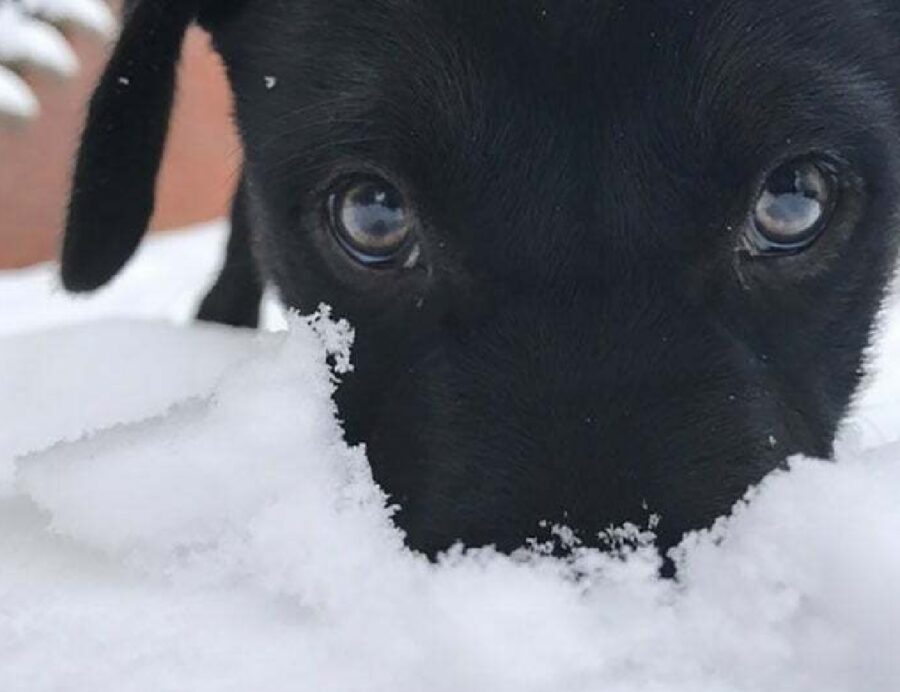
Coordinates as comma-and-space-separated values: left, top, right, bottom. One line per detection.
62, 0, 201, 292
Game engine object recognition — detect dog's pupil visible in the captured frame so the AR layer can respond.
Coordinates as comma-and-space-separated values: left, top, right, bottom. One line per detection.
754, 161, 831, 244
338, 181, 409, 257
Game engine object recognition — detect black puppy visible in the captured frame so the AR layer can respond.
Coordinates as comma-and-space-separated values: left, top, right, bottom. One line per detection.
63, 0, 900, 558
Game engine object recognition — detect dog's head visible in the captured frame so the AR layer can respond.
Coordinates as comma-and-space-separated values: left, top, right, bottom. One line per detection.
63, 0, 900, 555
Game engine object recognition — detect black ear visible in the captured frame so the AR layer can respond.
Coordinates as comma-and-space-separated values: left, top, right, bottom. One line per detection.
62, 0, 201, 292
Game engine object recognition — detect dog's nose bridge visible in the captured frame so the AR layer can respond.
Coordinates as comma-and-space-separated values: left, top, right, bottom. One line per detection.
440, 296, 738, 445
381, 296, 806, 557
443, 303, 639, 424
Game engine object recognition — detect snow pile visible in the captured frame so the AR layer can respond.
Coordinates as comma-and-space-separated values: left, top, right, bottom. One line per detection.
1, 226, 899, 691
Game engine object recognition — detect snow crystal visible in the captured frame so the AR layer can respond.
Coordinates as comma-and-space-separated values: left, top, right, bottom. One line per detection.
1, 225, 899, 691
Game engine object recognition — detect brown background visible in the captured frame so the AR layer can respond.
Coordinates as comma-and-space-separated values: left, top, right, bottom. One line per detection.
0, 22, 238, 269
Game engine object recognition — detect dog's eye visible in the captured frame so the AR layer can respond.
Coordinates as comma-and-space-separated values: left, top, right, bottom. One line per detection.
748, 160, 836, 254
328, 178, 414, 266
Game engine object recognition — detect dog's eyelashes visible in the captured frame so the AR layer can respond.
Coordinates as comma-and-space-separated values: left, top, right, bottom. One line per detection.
746, 159, 837, 255
327, 177, 418, 268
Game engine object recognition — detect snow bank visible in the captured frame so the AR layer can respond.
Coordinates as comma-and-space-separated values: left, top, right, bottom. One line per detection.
1, 226, 899, 691
0, 320, 253, 487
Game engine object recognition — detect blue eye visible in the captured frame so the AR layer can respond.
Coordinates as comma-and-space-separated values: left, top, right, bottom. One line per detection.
329, 178, 414, 266
749, 160, 836, 254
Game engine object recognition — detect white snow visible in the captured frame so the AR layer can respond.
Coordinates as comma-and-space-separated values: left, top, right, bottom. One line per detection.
0, 0, 115, 122
0, 2, 78, 78
23, 0, 116, 39
0, 223, 227, 336
0, 62, 37, 122
1, 222, 899, 691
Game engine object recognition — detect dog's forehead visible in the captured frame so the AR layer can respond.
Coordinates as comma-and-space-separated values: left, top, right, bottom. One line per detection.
222, 0, 879, 69
221, 0, 888, 158
218, 0, 897, 267
225, 0, 696, 98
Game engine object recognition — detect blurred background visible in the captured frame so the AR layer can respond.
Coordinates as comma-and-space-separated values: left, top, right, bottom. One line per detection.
0, 0, 238, 269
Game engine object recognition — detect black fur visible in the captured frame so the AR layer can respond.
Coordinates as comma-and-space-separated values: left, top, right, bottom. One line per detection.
64, 1, 900, 561
62, 0, 199, 291
196, 176, 263, 328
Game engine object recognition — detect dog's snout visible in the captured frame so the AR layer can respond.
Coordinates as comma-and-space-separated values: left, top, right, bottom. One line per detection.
367, 301, 794, 555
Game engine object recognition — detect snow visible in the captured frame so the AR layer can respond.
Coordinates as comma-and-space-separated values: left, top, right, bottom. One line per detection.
0, 2, 79, 78
0, 223, 226, 335
0, 0, 115, 122
1, 222, 899, 691
23, 0, 116, 38
0, 63, 37, 122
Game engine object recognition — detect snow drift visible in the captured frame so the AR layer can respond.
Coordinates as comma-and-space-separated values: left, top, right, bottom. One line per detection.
1, 225, 898, 692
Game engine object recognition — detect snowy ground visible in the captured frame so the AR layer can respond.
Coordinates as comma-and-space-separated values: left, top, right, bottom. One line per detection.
1, 222, 899, 692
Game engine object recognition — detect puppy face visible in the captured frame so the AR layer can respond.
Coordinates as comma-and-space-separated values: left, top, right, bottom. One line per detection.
65, 0, 900, 556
